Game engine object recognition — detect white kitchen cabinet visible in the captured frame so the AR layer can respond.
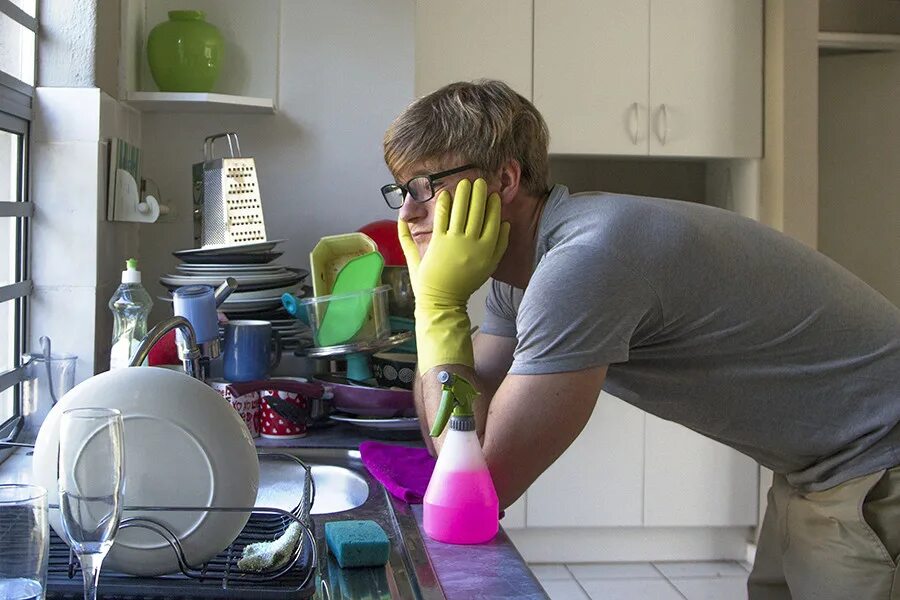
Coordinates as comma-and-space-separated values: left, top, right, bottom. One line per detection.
648, 0, 762, 157
534, 0, 651, 156
643, 415, 758, 527
526, 392, 645, 527
534, 0, 762, 158
414, 0, 533, 99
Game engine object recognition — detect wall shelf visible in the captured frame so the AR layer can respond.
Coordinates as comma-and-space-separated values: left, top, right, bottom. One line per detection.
818, 32, 900, 55
124, 92, 275, 114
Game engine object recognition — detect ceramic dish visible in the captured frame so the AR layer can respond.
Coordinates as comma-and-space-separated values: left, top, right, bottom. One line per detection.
32, 367, 259, 577
224, 284, 304, 301
177, 264, 286, 273
329, 414, 420, 431
174, 251, 283, 265
174, 239, 286, 257
219, 298, 287, 313
160, 275, 304, 294
312, 374, 414, 417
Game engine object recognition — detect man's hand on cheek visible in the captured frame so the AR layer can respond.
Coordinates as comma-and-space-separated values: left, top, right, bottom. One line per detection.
416, 178, 509, 306
397, 178, 510, 372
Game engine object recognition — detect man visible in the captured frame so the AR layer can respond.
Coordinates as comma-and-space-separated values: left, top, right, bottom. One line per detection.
380, 79, 900, 599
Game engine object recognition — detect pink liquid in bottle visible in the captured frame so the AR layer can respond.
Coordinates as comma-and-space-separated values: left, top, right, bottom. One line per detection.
423, 469, 499, 544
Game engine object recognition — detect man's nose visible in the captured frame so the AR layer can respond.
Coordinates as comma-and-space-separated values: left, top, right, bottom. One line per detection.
398, 193, 426, 222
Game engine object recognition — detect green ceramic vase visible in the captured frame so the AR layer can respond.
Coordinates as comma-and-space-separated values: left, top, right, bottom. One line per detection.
147, 10, 224, 93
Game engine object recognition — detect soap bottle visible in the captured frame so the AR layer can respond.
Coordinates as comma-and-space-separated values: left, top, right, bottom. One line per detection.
423, 371, 499, 544
108, 258, 153, 369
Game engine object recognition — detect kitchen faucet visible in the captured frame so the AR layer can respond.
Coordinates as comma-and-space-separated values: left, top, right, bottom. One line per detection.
128, 316, 205, 381
128, 278, 237, 382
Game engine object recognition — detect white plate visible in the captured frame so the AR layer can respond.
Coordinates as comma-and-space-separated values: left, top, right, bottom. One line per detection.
161, 273, 301, 290
177, 264, 286, 274
328, 414, 421, 431
224, 284, 302, 301
174, 239, 286, 257
32, 368, 259, 576
219, 298, 285, 312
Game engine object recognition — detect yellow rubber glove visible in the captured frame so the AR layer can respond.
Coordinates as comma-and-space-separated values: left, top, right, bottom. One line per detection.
398, 178, 510, 373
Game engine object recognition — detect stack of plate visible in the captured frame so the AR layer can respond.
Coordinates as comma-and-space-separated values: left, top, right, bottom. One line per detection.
162, 240, 308, 314
216, 318, 313, 353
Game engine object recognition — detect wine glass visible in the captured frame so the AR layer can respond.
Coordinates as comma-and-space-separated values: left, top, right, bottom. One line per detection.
57, 408, 125, 600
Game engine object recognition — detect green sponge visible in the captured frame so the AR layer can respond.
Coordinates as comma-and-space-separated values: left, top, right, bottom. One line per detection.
325, 520, 390, 568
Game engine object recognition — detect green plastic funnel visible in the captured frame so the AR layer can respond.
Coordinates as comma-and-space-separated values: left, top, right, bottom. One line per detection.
316, 251, 385, 346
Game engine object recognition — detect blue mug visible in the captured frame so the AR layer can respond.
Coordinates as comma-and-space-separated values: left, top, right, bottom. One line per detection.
223, 320, 282, 382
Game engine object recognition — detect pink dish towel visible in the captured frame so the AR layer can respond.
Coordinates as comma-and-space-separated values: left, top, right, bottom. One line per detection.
359, 441, 436, 504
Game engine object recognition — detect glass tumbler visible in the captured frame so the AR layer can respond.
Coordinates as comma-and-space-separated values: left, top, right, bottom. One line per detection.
0, 484, 49, 600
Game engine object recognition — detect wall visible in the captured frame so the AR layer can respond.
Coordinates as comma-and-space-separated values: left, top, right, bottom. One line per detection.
138, 0, 415, 324
819, 52, 900, 306
761, 0, 820, 248
550, 157, 707, 202
819, 0, 900, 34
30, 0, 140, 377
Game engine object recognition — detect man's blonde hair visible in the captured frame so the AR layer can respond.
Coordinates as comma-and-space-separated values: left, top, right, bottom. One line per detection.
383, 79, 550, 198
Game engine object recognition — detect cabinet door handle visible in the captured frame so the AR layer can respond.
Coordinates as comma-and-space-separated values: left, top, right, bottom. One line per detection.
629, 102, 640, 145
658, 103, 670, 146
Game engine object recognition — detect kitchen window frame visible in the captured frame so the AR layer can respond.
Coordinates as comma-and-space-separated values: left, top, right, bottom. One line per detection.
0, 0, 36, 450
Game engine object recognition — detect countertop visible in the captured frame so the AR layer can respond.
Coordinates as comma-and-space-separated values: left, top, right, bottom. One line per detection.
2, 423, 546, 599
258, 423, 547, 599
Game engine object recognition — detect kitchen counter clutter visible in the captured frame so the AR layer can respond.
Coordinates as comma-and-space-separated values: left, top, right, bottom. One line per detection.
1, 423, 545, 599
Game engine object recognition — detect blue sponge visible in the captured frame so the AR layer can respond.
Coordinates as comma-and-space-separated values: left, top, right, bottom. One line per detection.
325, 520, 390, 568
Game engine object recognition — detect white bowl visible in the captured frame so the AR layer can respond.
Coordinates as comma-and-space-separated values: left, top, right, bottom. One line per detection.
32, 367, 259, 576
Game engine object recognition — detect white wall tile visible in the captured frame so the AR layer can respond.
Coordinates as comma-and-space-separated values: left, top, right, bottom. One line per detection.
29, 286, 98, 383
540, 580, 590, 600
581, 579, 684, 600
33, 88, 101, 142
530, 564, 573, 582
30, 141, 99, 288
670, 576, 749, 600
568, 563, 662, 580
654, 561, 749, 579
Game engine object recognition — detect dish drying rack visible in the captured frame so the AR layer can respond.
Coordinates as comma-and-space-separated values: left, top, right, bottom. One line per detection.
45, 453, 319, 600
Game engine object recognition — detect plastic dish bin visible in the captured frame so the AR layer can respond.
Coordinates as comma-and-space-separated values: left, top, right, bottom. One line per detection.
297, 285, 391, 347
309, 233, 378, 297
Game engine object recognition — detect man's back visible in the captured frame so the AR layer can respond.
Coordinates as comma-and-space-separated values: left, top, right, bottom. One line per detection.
482, 185, 900, 490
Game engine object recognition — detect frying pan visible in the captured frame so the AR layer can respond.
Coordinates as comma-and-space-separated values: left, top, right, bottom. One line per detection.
312, 373, 415, 418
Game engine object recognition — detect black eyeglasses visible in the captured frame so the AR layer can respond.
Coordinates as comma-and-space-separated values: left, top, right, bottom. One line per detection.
381, 164, 475, 209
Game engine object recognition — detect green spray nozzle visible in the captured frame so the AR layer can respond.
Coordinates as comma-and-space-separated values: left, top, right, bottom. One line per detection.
126, 258, 138, 270
429, 371, 479, 437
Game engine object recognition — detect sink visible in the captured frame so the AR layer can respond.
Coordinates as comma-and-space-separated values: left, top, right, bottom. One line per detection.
274, 448, 445, 599
256, 453, 369, 515
309, 464, 369, 514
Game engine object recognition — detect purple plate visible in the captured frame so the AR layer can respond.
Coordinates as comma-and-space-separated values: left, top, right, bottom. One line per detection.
312, 375, 415, 418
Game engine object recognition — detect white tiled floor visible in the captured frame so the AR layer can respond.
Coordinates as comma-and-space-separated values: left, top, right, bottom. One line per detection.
529, 560, 752, 600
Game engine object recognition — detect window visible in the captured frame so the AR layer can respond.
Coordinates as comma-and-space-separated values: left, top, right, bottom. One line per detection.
0, 0, 36, 441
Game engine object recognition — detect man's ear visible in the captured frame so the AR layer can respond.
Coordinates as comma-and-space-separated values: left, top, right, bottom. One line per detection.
497, 159, 522, 204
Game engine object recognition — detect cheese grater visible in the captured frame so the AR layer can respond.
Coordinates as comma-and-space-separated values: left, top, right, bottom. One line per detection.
192, 132, 268, 247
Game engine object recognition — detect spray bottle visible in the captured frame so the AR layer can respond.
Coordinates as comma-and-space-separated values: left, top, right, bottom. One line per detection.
422, 371, 499, 544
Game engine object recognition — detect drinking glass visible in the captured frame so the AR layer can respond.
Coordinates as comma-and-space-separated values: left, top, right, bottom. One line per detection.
0, 484, 48, 600
57, 408, 125, 600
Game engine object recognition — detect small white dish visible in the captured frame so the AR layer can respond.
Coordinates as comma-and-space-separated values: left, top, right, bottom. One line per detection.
32, 367, 259, 576
174, 239, 286, 257
328, 414, 420, 431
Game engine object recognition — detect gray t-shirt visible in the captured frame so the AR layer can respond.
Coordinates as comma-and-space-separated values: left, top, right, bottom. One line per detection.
482, 184, 900, 491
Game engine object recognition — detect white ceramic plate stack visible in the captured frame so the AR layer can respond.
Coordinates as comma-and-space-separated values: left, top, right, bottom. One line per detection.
163, 240, 309, 314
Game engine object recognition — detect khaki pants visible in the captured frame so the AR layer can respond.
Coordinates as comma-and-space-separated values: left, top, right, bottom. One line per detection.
748, 467, 900, 600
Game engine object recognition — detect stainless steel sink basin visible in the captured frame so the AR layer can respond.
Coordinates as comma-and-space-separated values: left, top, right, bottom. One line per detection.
257, 453, 369, 515
277, 447, 445, 599
309, 464, 369, 514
